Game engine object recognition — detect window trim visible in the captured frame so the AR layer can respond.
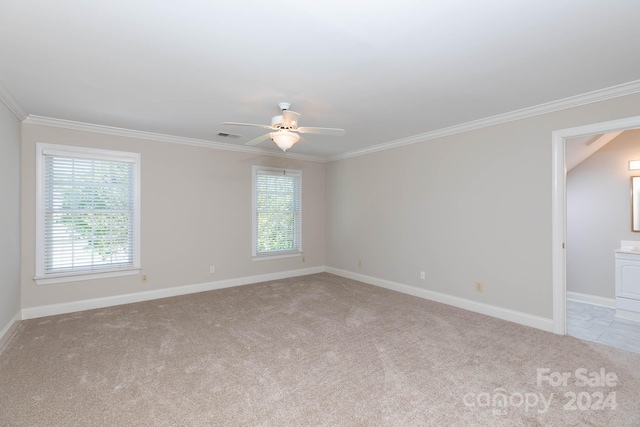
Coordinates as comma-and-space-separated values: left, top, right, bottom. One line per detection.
34, 143, 141, 285
251, 166, 302, 260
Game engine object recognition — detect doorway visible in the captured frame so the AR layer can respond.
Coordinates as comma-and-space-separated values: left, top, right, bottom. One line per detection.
552, 115, 640, 347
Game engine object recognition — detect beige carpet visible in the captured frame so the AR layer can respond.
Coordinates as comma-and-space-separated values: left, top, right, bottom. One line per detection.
1, 273, 639, 426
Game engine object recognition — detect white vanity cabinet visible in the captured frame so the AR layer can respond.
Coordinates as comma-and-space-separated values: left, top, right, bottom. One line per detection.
615, 250, 640, 322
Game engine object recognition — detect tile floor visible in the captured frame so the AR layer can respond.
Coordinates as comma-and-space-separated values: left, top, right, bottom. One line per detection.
567, 299, 640, 354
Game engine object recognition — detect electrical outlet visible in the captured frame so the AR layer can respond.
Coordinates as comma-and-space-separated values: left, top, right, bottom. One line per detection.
358, 260, 362, 268
210, 266, 215, 273
475, 281, 483, 292
420, 271, 425, 280
141, 274, 148, 283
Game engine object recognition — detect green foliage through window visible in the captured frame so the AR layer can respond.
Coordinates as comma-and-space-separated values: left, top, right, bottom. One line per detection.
44, 155, 134, 272
255, 170, 301, 255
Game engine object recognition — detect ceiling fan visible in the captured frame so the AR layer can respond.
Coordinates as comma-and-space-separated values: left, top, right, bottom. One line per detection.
221, 102, 345, 151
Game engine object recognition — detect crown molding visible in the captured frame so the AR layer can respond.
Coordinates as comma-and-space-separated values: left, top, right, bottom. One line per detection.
0, 79, 27, 121
326, 79, 640, 162
23, 115, 326, 163
18, 78, 640, 163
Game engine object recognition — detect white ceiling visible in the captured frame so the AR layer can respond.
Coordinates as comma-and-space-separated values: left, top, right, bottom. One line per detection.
1, 0, 640, 158
565, 132, 622, 171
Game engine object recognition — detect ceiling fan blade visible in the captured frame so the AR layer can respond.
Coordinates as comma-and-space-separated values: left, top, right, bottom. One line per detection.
297, 127, 346, 136
281, 110, 301, 128
222, 121, 274, 130
244, 133, 272, 146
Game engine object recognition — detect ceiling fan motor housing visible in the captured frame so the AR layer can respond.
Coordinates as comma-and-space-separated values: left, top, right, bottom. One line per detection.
271, 115, 284, 128
271, 114, 298, 130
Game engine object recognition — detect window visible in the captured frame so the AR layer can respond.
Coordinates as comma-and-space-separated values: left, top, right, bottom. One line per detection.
252, 166, 302, 259
35, 143, 141, 285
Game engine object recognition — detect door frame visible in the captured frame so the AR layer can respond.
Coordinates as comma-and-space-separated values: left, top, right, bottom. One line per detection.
552, 115, 640, 334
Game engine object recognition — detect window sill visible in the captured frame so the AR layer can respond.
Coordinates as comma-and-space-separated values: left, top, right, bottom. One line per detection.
34, 267, 141, 285
252, 252, 302, 262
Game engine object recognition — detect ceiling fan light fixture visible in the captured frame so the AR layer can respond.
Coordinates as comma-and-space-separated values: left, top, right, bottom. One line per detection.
270, 131, 299, 151
223, 102, 344, 150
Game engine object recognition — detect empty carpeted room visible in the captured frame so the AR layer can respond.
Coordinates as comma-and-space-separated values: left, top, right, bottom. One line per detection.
2, 1, 640, 426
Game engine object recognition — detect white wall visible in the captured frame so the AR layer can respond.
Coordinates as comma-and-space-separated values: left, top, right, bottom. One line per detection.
326, 92, 640, 320
12, 92, 640, 326
21, 124, 325, 310
567, 129, 640, 299
0, 101, 21, 344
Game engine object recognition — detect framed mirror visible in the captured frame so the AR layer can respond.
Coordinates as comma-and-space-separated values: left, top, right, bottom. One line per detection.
633, 176, 640, 232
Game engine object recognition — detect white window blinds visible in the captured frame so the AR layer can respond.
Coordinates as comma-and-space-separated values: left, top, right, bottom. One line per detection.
37, 144, 140, 279
253, 167, 302, 257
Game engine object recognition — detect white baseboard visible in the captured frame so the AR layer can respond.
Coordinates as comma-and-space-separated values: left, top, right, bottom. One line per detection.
19, 265, 556, 334
326, 267, 555, 333
566, 291, 616, 308
21, 266, 325, 320
615, 308, 640, 322
0, 311, 22, 352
